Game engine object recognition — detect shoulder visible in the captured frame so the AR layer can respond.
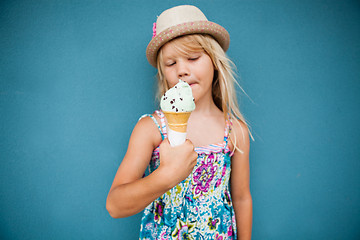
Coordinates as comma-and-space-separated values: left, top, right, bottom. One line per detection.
136, 113, 160, 133
228, 118, 250, 155
132, 112, 163, 149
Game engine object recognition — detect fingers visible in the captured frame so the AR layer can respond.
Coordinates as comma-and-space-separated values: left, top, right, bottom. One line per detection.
183, 139, 198, 167
160, 137, 198, 162
158, 137, 198, 184
184, 139, 194, 149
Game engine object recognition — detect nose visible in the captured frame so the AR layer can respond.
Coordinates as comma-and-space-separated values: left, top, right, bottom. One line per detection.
176, 60, 190, 79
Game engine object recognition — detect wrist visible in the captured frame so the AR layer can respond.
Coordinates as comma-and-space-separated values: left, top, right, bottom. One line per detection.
155, 165, 177, 190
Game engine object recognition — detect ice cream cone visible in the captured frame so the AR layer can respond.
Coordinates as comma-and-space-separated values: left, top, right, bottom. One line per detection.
163, 111, 192, 133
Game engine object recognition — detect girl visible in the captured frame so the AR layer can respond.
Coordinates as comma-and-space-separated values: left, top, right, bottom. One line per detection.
107, 5, 252, 240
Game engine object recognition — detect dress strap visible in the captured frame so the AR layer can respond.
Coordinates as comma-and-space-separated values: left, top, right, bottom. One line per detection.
154, 110, 167, 137
138, 113, 164, 140
224, 117, 245, 156
223, 117, 232, 150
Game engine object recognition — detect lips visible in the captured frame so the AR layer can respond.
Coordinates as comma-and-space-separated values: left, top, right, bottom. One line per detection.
185, 81, 196, 86
178, 78, 197, 89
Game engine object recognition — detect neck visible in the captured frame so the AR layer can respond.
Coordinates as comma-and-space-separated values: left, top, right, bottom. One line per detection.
191, 94, 221, 116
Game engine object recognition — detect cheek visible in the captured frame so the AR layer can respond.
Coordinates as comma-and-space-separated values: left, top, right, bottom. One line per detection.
200, 67, 214, 85
197, 59, 214, 80
163, 70, 178, 87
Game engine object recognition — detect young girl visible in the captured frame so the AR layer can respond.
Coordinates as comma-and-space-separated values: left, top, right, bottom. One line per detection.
107, 5, 252, 240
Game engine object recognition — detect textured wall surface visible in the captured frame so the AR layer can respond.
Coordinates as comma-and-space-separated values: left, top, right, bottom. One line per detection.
1, 0, 359, 239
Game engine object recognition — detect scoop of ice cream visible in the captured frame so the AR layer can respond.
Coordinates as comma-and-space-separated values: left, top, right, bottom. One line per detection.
160, 80, 195, 112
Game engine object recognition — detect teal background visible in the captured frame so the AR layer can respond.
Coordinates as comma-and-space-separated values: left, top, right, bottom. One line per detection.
1, 0, 359, 239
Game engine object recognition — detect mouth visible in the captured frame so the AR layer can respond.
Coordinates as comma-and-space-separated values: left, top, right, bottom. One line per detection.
179, 78, 196, 86
186, 81, 196, 86
189, 83, 197, 89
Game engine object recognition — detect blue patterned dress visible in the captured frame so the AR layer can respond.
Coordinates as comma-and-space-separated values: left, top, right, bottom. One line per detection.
139, 110, 237, 240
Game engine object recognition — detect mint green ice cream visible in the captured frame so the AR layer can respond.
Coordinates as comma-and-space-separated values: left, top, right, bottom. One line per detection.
160, 80, 195, 112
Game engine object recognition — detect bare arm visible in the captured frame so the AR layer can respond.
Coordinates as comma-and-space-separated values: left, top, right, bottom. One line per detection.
106, 116, 197, 218
230, 120, 253, 240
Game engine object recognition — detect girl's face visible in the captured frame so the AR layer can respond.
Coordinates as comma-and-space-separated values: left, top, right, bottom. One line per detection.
160, 41, 214, 103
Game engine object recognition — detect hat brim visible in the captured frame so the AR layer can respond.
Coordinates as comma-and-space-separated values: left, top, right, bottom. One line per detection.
146, 20, 230, 67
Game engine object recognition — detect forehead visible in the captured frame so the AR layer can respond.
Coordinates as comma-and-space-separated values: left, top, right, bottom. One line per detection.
160, 37, 203, 58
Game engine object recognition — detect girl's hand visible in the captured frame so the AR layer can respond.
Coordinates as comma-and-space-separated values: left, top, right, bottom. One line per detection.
158, 139, 198, 186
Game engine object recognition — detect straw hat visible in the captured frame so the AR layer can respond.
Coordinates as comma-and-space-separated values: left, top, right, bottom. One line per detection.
146, 5, 230, 67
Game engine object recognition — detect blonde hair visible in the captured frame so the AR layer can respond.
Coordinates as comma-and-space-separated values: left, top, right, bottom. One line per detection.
156, 34, 254, 151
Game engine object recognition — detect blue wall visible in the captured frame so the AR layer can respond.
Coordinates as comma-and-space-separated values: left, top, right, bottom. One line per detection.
1, 0, 359, 239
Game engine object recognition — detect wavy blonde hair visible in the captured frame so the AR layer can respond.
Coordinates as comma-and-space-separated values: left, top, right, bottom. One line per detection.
156, 34, 254, 151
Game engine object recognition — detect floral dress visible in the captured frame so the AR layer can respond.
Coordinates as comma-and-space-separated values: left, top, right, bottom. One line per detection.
139, 110, 237, 240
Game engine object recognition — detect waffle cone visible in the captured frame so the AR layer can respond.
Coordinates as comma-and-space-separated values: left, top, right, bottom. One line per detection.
163, 111, 192, 133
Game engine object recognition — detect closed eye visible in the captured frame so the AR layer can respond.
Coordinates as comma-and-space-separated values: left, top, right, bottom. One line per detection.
188, 56, 199, 61
166, 62, 176, 66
